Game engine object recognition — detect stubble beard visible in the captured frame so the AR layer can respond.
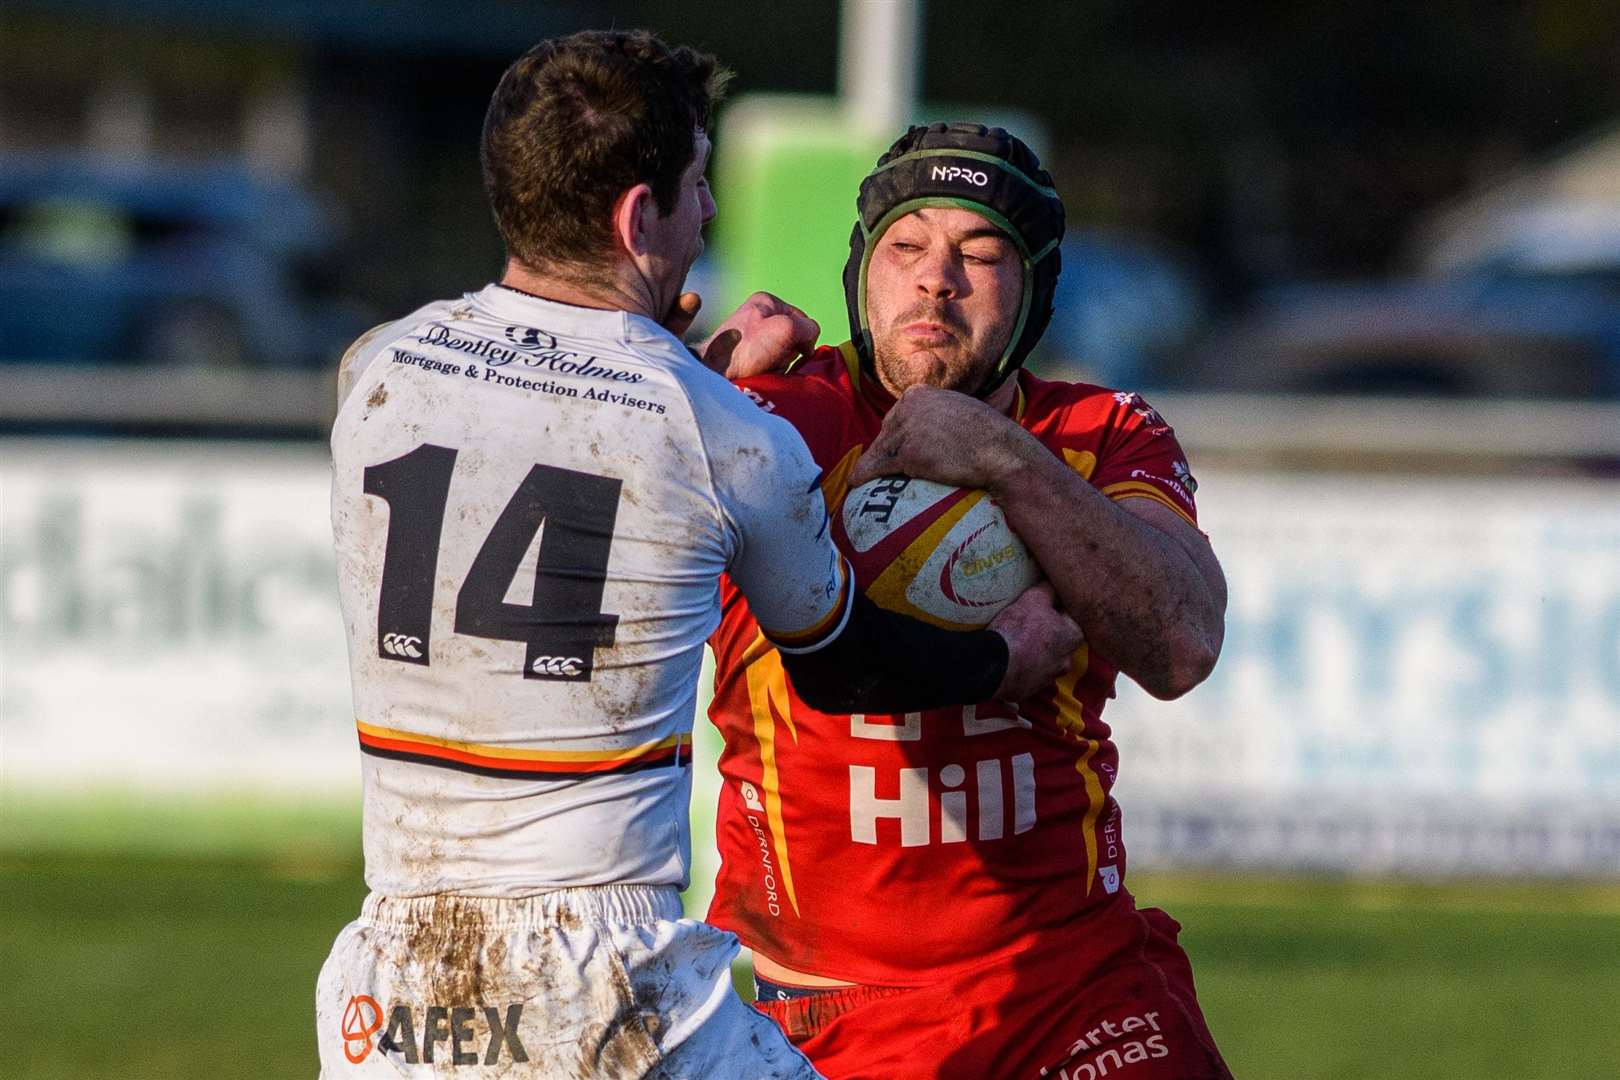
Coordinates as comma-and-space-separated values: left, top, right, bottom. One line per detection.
872, 339, 976, 396
870, 301, 1002, 397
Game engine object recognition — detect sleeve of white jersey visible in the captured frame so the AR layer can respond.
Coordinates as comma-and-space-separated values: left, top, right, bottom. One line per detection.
705, 395, 853, 655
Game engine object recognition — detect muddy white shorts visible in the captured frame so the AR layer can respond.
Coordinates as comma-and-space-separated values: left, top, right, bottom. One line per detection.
316, 886, 820, 1078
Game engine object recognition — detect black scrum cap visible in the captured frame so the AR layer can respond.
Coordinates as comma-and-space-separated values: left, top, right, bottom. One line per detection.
843, 123, 1065, 398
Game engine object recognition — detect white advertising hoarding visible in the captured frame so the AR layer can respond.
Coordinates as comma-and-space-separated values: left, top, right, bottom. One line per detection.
1, 440, 357, 795
3, 440, 1617, 874
1108, 470, 1620, 875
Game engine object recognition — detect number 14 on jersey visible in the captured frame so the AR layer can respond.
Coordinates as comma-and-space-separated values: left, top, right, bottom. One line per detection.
362, 443, 621, 682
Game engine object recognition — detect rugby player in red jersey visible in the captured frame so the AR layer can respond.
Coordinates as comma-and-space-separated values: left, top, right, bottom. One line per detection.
706, 124, 1233, 1078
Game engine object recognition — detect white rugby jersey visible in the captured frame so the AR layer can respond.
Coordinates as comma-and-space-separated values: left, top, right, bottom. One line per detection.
330, 285, 851, 897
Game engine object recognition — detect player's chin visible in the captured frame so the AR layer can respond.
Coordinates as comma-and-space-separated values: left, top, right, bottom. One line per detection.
896, 349, 964, 388
928, 361, 990, 396
679, 247, 702, 283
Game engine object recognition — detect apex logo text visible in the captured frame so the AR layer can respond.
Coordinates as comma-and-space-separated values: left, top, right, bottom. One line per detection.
341, 995, 384, 1065
340, 997, 529, 1066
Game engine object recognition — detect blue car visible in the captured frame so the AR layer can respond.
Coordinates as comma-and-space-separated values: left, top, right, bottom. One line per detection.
0, 155, 372, 368
1178, 275, 1620, 399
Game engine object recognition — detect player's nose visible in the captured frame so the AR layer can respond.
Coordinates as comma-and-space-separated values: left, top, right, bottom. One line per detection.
913, 247, 964, 299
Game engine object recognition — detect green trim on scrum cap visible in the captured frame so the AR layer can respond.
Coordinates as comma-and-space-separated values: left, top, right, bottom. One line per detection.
868, 147, 1062, 200
1029, 235, 1062, 264
854, 195, 1036, 388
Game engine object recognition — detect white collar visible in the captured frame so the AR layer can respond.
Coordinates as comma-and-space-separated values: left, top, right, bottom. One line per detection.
467, 283, 681, 352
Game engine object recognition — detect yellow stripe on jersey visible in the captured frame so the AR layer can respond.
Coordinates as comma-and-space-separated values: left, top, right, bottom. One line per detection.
1066, 444, 1196, 526
1099, 480, 1198, 529
1061, 448, 1098, 481
741, 634, 803, 916
1050, 644, 1105, 896
837, 340, 861, 384
1072, 739, 1108, 896
355, 721, 690, 763
820, 443, 865, 511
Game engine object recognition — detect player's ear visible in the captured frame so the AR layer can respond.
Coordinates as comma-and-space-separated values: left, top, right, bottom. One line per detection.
612, 183, 656, 258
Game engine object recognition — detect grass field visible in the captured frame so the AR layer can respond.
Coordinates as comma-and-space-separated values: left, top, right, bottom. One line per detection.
4, 801, 1618, 1079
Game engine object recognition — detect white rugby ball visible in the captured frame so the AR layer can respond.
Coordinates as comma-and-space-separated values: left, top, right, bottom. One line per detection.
831, 475, 1039, 631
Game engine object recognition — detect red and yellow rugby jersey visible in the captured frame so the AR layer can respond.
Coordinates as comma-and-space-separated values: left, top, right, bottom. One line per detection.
705, 346, 1203, 985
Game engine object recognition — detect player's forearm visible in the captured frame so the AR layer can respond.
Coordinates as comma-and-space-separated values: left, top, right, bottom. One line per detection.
990, 451, 1224, 699
780, 591, 1008, 713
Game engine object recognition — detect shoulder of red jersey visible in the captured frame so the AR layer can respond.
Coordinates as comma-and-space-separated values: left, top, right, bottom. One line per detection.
1017, 371, 1201, 527
1016, 370, 1161, 426
732, 345, 851, 408
730, 345, 860, 464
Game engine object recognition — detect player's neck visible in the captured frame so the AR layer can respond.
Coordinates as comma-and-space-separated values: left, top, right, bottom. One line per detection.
983, 376, 1019, 415
499, 258, 662, 321
872, 369, 1019, 416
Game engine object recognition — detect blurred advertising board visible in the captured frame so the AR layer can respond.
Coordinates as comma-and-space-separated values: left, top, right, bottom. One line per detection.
3, 439, 1617, 876
1, 440, 356, 795
1109, 470, 1620, 876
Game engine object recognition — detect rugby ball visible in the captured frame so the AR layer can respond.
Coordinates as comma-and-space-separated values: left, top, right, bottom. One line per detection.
832, 475, 1039, 630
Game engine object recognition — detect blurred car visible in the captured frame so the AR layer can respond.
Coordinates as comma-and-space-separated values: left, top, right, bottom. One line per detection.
0, 155, 373, 368
1173, 276, 1620, 399
1423, 202, 1620, 289
1026, 230, 1209, 390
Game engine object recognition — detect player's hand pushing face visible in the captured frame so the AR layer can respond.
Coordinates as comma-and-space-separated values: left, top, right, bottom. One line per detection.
989, 582, 1084, 702
850, 385, 1040, 491
692, 291, 820, 379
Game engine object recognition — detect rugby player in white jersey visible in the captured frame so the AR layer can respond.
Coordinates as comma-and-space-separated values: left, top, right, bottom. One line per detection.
315, 30, 1080, 1078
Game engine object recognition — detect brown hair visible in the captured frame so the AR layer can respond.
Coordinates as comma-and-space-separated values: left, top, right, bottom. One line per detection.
481, 29, 730, 278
